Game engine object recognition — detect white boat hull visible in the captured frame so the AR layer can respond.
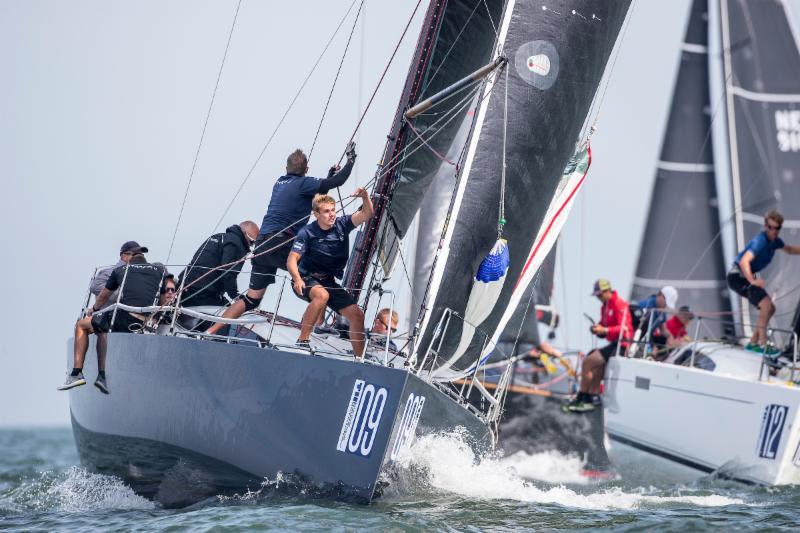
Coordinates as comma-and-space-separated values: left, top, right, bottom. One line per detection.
604, 348, 800, 485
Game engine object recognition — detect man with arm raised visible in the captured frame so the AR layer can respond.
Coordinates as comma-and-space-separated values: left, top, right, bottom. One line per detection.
287, 188, 374, 359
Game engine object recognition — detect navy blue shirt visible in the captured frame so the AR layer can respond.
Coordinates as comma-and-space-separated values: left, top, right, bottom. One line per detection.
260, 174, 323, 236
735, 231, 784, 273
292, 215, 356, 279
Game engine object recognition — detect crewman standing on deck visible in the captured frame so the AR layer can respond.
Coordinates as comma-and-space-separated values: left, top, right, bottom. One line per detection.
206, 143, 357, 335
727, 210, 800, 353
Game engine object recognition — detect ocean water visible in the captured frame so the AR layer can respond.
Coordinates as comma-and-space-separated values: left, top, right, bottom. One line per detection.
2, 427, 799, 531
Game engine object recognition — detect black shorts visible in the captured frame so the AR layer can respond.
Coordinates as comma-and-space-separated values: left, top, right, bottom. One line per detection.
249, 232, 294, 291
598, 343, 619, 361
293, 275, 356, 313
91, 310, 143, 334
727, 267, 768, 308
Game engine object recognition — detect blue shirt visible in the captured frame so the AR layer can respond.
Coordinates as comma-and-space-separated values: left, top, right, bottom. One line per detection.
637, 294, 667, 333
735, 231, 784, 273
292, 215, 356, 279
260, 174, 323, 236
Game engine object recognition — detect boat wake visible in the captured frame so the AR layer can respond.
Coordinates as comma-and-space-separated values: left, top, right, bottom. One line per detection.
387, 431, 749, 510
0, 466, 154, 515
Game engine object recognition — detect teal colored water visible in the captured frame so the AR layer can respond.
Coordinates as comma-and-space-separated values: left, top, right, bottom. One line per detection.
1, 427, 799, 531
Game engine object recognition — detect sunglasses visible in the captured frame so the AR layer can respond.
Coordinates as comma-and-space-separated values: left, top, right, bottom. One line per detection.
378, 317, 398, 333
164, 287, 177, 293
766, 224, 782, 231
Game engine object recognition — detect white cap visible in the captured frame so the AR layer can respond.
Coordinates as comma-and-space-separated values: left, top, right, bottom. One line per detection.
660, 285, 678, 309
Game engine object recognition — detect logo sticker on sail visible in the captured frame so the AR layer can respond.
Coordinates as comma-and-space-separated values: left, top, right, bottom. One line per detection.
515, 40, 559, 90
775, 109, 800, 152
756, 404, 788, 460
390, 392, 426, 460
337, 379, 389, 458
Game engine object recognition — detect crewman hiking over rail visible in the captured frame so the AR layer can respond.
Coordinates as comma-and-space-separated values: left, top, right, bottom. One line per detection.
59, 247, 166, 394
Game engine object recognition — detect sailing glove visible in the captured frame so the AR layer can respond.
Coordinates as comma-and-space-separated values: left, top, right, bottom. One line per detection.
345, 141, 357, 164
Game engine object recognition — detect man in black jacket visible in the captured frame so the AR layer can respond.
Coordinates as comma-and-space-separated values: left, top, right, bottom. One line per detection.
207, 143, 357, 335
58, 248, 166, 394
178, 221, 259, 307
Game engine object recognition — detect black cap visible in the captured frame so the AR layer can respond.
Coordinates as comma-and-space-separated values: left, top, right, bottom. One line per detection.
120, 241, 149, 254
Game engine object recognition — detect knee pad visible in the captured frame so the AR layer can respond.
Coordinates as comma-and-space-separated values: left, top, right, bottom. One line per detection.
241, 294, 263, 311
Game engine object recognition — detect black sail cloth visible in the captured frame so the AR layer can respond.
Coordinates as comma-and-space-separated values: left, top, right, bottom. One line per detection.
342, 0, 504, 296
413, 0, 632, 375
631, 0, 731, 339
416, 1, 629, 370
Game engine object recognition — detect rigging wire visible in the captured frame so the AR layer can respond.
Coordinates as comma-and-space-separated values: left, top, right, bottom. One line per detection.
498, 63, 508, 237
212, 0, 361, 232
309, 0, 366, 160
175, 80, 485, 302
421, 0, 485, 97
338, 0, 425, 163
166, 0, 243, 264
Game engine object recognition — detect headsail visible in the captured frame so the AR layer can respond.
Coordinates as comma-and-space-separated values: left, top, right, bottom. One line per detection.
412, 0, 632, 378
631, 0, 731, 338
496, 245, 558, 356
717, 0, 800, 338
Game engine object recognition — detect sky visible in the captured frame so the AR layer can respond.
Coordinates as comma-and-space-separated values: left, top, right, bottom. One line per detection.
1, 0, 798, 427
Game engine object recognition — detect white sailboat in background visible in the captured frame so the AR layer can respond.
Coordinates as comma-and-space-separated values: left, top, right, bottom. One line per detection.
605, 0, 800, 485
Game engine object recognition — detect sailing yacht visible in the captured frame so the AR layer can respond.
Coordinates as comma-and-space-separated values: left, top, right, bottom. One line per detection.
66, 0, 631, 506
605, 0, 800, 485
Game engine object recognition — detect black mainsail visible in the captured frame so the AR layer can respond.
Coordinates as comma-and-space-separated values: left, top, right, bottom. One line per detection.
717, 0, 800, 338
631, 0, 731, 338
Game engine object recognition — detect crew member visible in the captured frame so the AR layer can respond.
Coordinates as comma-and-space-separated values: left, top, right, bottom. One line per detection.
86, 240, 143, 380
636, 285, 678, 339
207, 143, 357, 335
665, 306, 694, 349
178, 221, 259, 307
287, 188, 374, 358
564, 279, 632, 413
369, 308, 399, 352
727, 210, 800, 351
58, 248, 166, 394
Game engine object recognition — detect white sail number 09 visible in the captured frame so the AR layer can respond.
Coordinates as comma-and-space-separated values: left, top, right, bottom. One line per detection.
337, 379, 388, 457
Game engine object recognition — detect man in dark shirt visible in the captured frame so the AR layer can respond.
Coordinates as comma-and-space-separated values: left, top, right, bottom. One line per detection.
207, 144, 356, 335
287, 187, 373, 358
727, 210, 800, 351
58, 249, 166, 393
178, 221, 259, 307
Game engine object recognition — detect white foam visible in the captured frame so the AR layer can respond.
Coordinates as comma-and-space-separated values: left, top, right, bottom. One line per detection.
499, 450, 592, 485
4, 466, 154, 513
393, 431, 746, 510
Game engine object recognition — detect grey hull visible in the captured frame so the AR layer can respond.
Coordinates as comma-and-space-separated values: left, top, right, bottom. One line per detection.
67, 333, 490, 506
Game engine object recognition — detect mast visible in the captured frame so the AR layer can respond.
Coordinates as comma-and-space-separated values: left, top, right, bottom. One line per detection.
717, 0, 800, 339
631, 0, 731, 338
342, 0, 504, 303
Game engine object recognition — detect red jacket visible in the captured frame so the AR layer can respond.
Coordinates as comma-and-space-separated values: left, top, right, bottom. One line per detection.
599, 291, 632, 346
